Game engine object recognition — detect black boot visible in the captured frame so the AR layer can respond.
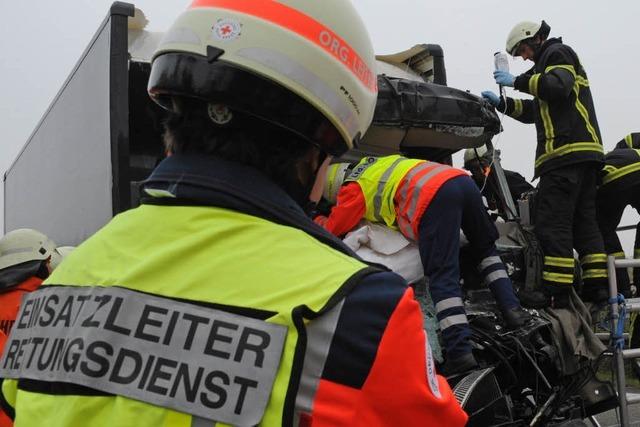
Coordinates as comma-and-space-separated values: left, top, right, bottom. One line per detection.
582, 286, 609, 305
441, 352, 479, 377
503, 307, 532, 329
518, 289, 550, 309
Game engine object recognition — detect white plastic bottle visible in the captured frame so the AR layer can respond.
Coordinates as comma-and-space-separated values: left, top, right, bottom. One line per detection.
494, 52, 509, 72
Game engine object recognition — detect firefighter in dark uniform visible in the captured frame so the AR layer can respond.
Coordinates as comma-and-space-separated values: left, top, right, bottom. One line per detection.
596, 142, 640, 296
615, 132, 640, 150
481, 20, 607, 307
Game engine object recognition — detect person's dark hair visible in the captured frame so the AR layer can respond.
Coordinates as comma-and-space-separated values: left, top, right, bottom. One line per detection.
163, 97, 319, 204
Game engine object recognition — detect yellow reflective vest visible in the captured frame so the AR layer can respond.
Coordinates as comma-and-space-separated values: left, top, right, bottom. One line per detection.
345, 155, 423, 229
2, 203, 370, 427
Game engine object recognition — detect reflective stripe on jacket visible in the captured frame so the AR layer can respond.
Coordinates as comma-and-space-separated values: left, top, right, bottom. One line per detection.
615, 133, 640, 150
346, 155, 466, 240
503, 38, 604, 177
600, 148, 640, 193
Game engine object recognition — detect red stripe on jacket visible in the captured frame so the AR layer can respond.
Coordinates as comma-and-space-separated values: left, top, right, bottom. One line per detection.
309, 288, 468, 426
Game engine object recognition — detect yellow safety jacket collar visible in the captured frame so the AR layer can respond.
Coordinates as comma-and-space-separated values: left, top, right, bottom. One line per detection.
144, 154, 367, 260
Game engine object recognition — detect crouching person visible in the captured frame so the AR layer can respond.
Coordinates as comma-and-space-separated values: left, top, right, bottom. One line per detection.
316, 155, 531, 375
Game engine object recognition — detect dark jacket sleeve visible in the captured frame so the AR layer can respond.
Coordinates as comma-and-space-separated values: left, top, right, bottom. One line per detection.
505, 170, 534, 201
514, 46, 576, 102
499, 97, 536, 123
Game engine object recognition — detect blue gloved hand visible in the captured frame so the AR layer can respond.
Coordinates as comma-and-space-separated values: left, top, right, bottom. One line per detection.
493, 70, 515, 87
481, 91, 500, 107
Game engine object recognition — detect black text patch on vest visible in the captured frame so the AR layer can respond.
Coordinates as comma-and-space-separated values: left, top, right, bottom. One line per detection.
345, 156, 377, 181
0, 286, 287, 426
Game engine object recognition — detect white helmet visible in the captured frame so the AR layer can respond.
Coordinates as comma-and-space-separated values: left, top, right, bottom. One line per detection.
50, 246, 76, 271
148, 0, 378, 156
323, 163, 351, 203
0, 229, 60, 271
464, 145, 490, 165
506, 20, 550, 56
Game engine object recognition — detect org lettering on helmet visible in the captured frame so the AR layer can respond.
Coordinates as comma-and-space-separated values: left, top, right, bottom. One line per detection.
318, 30, 376, 94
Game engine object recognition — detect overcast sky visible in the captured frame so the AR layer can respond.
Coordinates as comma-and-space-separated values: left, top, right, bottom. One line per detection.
0, 0, 638, 251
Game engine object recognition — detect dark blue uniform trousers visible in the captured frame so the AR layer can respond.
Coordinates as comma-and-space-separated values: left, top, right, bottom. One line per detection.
418, 175, 520, 359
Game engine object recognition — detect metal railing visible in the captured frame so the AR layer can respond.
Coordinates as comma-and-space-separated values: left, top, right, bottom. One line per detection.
607, 255, 640, 426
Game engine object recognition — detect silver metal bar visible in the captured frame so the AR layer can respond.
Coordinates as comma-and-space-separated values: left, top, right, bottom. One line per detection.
485, 141, 518, 221
596, 332, 628, 341
608, 255, 630, 426
627, 393, 640, 405
622, 348, 640, 359
587, 415, 602, 427
614, 259, 640, 269
620, 297, 640, 314
626, 300, 640, 313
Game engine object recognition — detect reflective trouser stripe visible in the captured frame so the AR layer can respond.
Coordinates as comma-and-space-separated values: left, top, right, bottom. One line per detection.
582, 269, 608, 279
581, 254, 608, 264
544, 256, 574, 268
613, 251, 626, 259
439, 314, 468, 331
435, 297, 464, 313
543, 272, 574, 284
543, 255, 574, 287
478, 256, 502, 272
581, 253, 608, 281
372, 157, 405, 223
294, 300, 344, 423
483, 270, 509, 286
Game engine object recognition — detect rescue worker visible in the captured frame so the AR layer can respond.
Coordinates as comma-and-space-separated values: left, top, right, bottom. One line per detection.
481, 20, 608, 307
0, 229, 61, 341
463, 145, 533, 218
596, 145, 640, 297
316, 156, 531, 375
616, 132, 640, 150
0, 1, 467, 426
0, 229, 62, 427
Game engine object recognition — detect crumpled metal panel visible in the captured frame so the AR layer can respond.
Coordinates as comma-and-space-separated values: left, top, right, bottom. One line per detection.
359, 76, 501, 154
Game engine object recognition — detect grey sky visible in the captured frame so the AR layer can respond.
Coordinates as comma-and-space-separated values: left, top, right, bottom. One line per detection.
0, 0, 638, 251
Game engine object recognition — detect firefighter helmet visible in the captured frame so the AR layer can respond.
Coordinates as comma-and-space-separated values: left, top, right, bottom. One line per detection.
506, 20, 550, 56
463, 145, 491, 166
0, 229, 60, 271
148, 0, 378, 156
